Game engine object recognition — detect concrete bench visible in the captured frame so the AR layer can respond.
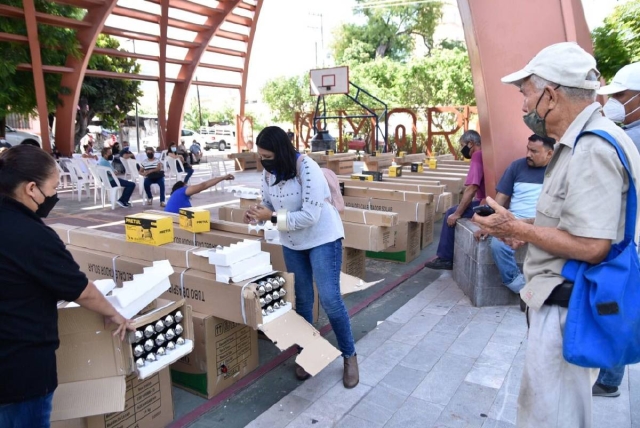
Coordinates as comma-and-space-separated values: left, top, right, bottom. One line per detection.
453, 219, 527, 307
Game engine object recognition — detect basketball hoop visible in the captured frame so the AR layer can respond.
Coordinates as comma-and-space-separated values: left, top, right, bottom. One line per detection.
309, 66, 349, 97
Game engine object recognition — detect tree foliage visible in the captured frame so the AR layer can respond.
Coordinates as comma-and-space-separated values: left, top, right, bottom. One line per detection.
592, 0, 640, 81
331, 0, 443, 63
261, 75, 315, 124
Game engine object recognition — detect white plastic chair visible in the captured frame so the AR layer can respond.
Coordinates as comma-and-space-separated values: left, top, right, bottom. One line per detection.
208, 157, 229, 192
64, 161, 91, 201
85, 162, 105, 204
56, 160, 72, 189
127, 158, 158, 201
96, 166, 123, 209
165, 155, 188, 185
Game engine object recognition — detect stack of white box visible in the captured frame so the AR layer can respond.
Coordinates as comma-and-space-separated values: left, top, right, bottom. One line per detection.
206, 239, 273, 283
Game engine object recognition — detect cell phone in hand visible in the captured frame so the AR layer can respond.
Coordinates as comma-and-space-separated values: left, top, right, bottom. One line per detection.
473, 205, 496, 217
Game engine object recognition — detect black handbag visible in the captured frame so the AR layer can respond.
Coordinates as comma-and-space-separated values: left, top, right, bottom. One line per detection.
146, 170, 165, 180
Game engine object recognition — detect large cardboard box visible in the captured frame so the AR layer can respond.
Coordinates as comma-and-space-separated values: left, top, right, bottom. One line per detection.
51, 369, 174, 428
342, 196, 430, 224
343, 221, 395, 252
171, 313, 259, 398
342, 247, 366, 279
179, 208, 211, 233
421, 200, 437, 249
343, 186, 433, 204
366, 221, 421, 263
125, 213, 174, 246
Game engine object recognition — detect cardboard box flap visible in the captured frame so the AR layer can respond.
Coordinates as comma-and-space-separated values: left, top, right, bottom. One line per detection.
260, 311, 341, 376
340, 272, 383, 295
51, 376, 126, 421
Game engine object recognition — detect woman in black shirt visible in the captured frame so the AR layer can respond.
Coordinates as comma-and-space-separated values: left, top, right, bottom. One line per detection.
0, 145, 132, 428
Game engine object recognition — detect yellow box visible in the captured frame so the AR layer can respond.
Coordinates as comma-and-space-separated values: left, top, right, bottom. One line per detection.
350, 173, 373, 181
325, 150, 335, 156
179, 208, 211, 233
411, 162, 424, 173
125, 213, 174, 246
371, 151, 380, 157
389, 165, 403, 177
425, 158, 437, 169
398, 151, 406, 157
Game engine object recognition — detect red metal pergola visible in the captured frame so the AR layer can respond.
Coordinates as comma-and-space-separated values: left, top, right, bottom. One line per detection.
0, 0, 263, 155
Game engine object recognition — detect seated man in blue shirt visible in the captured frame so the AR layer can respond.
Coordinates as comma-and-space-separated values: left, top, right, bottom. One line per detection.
478, 134, 554, 297
97, 147, 137, 208
164, 173, 235, 214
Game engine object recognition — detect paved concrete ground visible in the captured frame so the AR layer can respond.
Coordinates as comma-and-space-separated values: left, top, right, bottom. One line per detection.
245, 272, 640, 428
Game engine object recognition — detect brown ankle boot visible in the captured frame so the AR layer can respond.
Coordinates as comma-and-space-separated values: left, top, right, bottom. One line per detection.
343, 354, 359, 389
295, 364, 311, 381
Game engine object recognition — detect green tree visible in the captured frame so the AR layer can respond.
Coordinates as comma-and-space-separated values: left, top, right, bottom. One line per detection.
592, 0, 640, 81
182, 100, 212, 131
331, 0, 443, 64
210, 105, 235, 124
261, 75, 315, 123
76, 35, 142, 147
0, 0, 81, 137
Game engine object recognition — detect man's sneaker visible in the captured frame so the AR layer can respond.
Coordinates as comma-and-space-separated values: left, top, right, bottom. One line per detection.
160, 201, 166, 208
424, 257, 453, 270
117, 200, 127, 208
592, 383, 620, 397
146, 200, 153, 206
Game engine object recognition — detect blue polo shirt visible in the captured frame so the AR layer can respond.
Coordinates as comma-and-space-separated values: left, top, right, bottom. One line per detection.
164, 187, 191, 214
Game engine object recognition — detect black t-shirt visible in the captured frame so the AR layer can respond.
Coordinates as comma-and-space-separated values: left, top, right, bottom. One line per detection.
0, 197, 88, 404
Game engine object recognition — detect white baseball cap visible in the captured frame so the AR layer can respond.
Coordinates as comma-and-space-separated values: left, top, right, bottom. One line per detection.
597, 62, 640, 95
502, 42, 600, 90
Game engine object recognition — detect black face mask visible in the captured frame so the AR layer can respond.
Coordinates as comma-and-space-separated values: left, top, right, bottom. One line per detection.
461, 145, 472, 159
32, 186, 59, 218
107, 154, 114, 161
146, 152, 155, 159
261, 159, 276, 172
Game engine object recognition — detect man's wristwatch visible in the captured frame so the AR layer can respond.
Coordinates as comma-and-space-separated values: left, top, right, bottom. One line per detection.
271, 213, 277, 224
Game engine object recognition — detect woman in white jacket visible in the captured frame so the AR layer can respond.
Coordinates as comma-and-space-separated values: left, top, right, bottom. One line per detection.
243, 126, 358, 388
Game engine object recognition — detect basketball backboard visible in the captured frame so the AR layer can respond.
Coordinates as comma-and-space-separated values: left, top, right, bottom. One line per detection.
310, 66, 349, 96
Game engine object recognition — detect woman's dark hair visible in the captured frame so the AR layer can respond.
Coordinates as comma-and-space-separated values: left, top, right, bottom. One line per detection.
0, 145, 57, 197
256, 126, 297, 185
171, 181, 186, 194
20, 140, 40, 148
101, 147, 111, 157
168, 141, 176, 148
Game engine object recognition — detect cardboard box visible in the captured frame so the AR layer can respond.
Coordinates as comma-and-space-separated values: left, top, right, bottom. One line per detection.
343, 186, 433, 204
179, 208, 211, 233
411, 162, 424, 173
388, 165, 403, 177
340, 207, 399, 227
342, 247, 366, 279
343, 221, 394, 252
343, 196, 431, 223
171, 313, 259, 399
350, 173, 374, 181
217, 205, 249, 224
366, 221, 421, 263
51, 369, 174, 428
125, 213, 174, 246
339, 178, 446, 195
327, 159, 354, 175
361, 170, 383, 181
239, 197, 261, 209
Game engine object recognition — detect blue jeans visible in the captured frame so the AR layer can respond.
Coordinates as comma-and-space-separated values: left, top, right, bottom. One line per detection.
282, 239, 356, 358
0, 392, 53, 428
111, 177, 136, 204
490, 237, 526, 293
597, 366, 625, 387
436, 200, 480, 261
177, 164, 194, 183
144, 177, 166, 202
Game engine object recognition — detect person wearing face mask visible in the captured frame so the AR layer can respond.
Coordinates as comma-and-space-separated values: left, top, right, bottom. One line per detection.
425, 130, 484, 271
139, 148, 166, 207
97, 147, 136, 208
241, 126, 359, 389
167, 142, 194, 183
472, 42, 640, 428
588, 62, 640, 399
0, 145, 133, 427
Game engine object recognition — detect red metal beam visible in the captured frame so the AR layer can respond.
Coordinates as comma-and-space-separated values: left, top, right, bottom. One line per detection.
158, 0, 169, 149
0, 5, 91, 29
17, 64, 74, 73
23, 0, 51, 152
237, 2, 256, 11
216, 29, 249, 42
239, 0, 262, 118
0, 32, 28, 42
145, 0, 225, 17
44, 0, 106, 7
111, 5, 209, 33
197, 63, 243, 73
54, 0, 119, 155
206, 45, 246, 57
192, 81, 242, 90
225, 13, 252, 27
166, 0, 243, 146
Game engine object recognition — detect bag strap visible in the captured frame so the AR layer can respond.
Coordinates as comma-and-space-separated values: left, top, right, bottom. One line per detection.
574, 130, 637, 240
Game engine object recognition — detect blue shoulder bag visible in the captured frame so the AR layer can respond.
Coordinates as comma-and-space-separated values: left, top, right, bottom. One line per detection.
562, 130, 640, 369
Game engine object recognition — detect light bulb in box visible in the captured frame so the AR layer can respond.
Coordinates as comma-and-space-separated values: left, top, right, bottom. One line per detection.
176, 337, 185, 346
256, 285, 266, 296
259, 298, 266, 307
132, 330, 144, 343
262, 309, 267, 317
166, 341, 176, 351
165, 328, 175, 341
144, 339, 155, 352
279, 288, 287, 297
136, 358, 145, 368
277, 276, 286, 286
133, 345, 144, 357
174, 311, 184, 323
175, 324, 184, 336
154, 320, 165, 333
266, 305, 274, 314
155, 334, 165, 346
164, 315, 174, 327
272, 290, 280, 300
280, 298, 287, 306
269, 278, 280, 290
273, 301, 280, 310
156, 346, 166, 356
264, 294, 272, 304
144, 325, 155, 338
145, 352, 156, 362
265, 282, 273, 293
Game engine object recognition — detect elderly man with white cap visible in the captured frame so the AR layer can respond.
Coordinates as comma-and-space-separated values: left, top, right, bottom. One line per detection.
590, 62, 640, 399
472, 42, 640, 427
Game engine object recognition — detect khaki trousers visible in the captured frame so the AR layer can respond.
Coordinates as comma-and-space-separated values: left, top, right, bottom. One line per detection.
517, 305, 598, 428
